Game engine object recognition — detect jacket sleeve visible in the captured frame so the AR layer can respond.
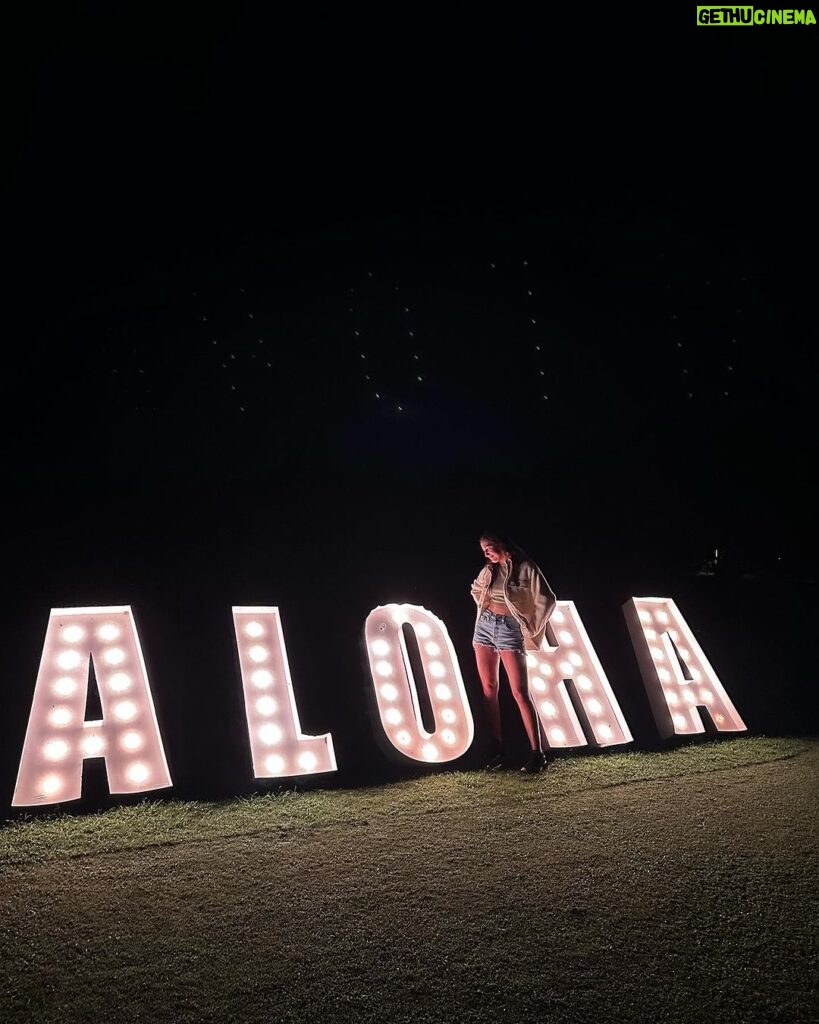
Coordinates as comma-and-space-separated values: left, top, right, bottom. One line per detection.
470, 566, 490, 607
520, 566, 557, 647
531, 569, 556, 631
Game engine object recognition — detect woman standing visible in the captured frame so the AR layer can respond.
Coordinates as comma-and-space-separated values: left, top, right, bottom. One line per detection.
470, 532, 556, 773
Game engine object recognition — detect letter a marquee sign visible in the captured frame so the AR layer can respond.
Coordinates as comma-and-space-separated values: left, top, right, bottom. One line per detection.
12, 594, 746, 807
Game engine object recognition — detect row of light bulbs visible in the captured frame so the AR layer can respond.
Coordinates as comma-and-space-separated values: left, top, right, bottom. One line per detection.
640, 605, 721, 725
236, 615, 330, 777
15, 598, 745, 803
37, 619, 156, 798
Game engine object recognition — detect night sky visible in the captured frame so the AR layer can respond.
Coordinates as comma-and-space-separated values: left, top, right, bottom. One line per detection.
2, 6, 817, 800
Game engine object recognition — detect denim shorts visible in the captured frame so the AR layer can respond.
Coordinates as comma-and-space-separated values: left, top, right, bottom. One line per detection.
473, 609, 526, 654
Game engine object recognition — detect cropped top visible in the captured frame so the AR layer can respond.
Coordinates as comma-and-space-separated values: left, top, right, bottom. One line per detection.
488, 562, 510, 606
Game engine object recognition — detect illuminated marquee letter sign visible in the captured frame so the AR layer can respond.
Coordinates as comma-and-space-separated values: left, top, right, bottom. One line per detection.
365, 604, 475, 763
232, 607, 337, 778
13, 606, 172, 807
623, 597, 747, 737
528, 602, 633, 749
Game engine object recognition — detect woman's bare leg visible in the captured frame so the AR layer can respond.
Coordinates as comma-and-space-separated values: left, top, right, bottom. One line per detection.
499, 649, 541, 750
473, 643, 501, 745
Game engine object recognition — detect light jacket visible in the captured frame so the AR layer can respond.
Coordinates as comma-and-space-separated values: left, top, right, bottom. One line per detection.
470, 557, 557, 653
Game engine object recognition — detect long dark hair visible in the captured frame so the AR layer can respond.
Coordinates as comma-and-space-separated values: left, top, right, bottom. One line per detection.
480, 530, 530, 584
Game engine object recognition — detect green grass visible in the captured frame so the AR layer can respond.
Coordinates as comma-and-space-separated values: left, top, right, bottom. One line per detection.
1, 737, 817, 1023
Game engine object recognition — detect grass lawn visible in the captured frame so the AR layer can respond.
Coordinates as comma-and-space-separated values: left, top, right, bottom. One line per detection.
1, 737, 817, 1024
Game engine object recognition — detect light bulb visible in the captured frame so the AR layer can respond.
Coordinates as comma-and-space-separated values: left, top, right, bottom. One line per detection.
56, 650, 82, 670
113, 701, 137, 722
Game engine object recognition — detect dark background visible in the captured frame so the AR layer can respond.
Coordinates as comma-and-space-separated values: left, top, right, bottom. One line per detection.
2, 4, 817, 815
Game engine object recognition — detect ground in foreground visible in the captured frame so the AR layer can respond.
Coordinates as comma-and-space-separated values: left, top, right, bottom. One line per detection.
1, 738, 817, 1024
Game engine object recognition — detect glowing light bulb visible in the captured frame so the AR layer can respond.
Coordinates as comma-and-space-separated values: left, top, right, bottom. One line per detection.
587, 699, 602, 715
576, 675, 592, 691
665, 690, 679, 705
53, 677, 77, 696
552, 609, 565, 624
251, 669, 273, 689
550, 728, 566, 743
256, 696, 277, 716
429, 661, 446, 678
651, 647, 665, 661
658, 668, 671, 683
103, 648, 125, 666
39, 774, 62, 797
645, 628, 657, 640
49, 707, 72, 727
259, 723, 283, 745
396, 730, 411, 746
414, 623, 431, 638
531, 678, 547, 692
113, 700, 137, 722
62, 625, 84, 643
700, 689, 714, 703
539, 662, 553, 676
108, 672, 131, 693
425, 642, 440, 656
690, 668, 702, 682
127, 763, 149, 785
668, 630, 679, 641
599, 724, 613, 740
682, 689, 696, 704
657, 611, 669, 624
559, 661, 573, 676
526, 654, 538, 668
82, 734, 104, 756
540, 701, 557, 718
380, 683, 399, 701
122, 731, 143, 751
559, 630, 574, 644
44, 739, 69, 761
441, 729, 457, 745
98, 624, 120, 641
673, 713, 688, 729
434, 684, 452, 701
298, 751, 318, 772
375, 660, 393, 677
422, 743, 439, 760
265, 754, 285, 773
441, 708, 457, 724
638, 610, 651, 623
568, 652, 583, 667
678, 648, 690, 661
385, 708, 402, 725
245, 621, 264, 638
371, 639, 390, 656
248, 645, 268, 663
56, 650, 82, 670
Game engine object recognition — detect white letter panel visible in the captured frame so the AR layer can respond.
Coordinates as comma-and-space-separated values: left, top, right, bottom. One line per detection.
13, 606, 172, 806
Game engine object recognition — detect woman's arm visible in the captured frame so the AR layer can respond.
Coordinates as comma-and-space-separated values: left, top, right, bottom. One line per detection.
470, 565, 491, 606
517, 564, 557, 651
529, 567, 556, 630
